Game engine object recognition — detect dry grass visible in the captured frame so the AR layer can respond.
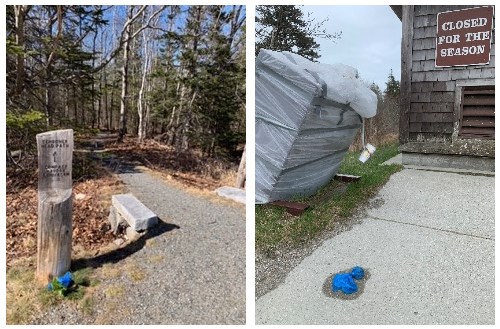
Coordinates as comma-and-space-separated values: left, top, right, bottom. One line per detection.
104, 284, 126, 298
148, 255, 165, 264
140, 165, 245, 209
96, 174, 128, 211
78, 296, 95, 315
350, 132, 399, 152
145, 238, 157, 247
100, 263, 123, 279
208, 161, 239, 187
6, 257, 99, 324
125, 263, 146, 282
6, 259, 41, 324
94, 301, 132, 325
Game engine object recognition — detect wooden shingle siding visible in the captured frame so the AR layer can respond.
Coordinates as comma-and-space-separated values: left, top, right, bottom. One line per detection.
410, 112, 454, 122
414, 5, 471, 16
412, 49, 436, 61
412, 60, 441, 72
411, 102, 454, 113
480, 67, 495, 77
449, 70, 470, 80
424, 71, 451, 81
411, 82, 435, 93
434, 81, 456, 91
413, 38, 435, 50
405, 5, 495, 142
408, 132, 453, 142
430, 92, 455, 103
413, 14, 436, 28
411, 92, 431, 102
422, 60, 439, 71
398, 5, 495, 158
410, 122, 453, 133
413, 26, 436, 39
410, 91, 456, 104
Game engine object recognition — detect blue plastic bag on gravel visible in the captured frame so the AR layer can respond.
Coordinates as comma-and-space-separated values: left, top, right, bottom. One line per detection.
58, 272, 73, 288
47, 271, 73, 291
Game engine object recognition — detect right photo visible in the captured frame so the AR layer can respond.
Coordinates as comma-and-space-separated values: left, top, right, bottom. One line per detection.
255, 5, 494, 325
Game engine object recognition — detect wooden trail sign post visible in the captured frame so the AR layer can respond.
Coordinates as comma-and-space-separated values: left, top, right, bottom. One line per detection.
36, 129, 73, 283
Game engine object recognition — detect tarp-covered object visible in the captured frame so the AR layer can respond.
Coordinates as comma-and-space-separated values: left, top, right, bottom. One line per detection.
255, 49, 377, 204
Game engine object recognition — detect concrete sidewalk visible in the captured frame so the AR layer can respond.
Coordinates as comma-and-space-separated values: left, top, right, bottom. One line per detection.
256, 169, 494, 325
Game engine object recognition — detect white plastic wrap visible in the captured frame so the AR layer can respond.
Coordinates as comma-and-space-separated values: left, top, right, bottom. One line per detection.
255, 49, 377, 204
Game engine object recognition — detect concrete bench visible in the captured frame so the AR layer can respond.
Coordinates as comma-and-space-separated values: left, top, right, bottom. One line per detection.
108, 194, 158, 233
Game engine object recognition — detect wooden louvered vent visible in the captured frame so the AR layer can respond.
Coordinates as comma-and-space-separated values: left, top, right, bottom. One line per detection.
459, 86, 495, 139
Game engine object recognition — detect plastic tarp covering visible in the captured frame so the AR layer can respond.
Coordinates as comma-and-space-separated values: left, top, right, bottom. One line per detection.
255, 49, 377, 204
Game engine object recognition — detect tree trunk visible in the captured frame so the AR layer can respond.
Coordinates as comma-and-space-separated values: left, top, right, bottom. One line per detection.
13, 5, 30, 96
97, 72, 102, 130
103, 70, 108, 130
117, 6, 166, 141
45, 71, 53, 127
36, 129, 73, 283
73, 84, 78, 125
110, 76, 115, 130
118, 6, 134, 142
145, 81, 152, 138
44, 6, 63, 128
137, 28, 150, 143
91, 30, 98, 129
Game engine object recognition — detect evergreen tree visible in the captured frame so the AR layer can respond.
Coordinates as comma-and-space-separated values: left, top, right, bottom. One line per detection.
384, 69, 400, 98
6, 5, 107, 126
256, 5, 341, 61
370, 82, 383, 103
6, 5, 246, 160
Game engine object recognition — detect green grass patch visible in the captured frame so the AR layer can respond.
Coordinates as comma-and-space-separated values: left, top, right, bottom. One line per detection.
256, 142, 402, 253
6, 261, 99, 324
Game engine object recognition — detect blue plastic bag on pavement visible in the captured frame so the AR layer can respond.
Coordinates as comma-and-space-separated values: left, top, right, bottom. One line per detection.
331, 266, 365, 294
351, 266, 365, 280
332, 273, 358, 294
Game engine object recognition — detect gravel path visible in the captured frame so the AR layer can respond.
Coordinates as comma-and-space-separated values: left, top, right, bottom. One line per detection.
33, 164, 245, 325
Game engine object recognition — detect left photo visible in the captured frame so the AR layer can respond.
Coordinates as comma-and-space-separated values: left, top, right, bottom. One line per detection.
5, 5, 246, 325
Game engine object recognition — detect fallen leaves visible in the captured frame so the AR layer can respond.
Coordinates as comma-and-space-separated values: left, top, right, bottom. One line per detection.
75, 193, 86, 200
6, 175, 123, 267
110, 137, 239, 191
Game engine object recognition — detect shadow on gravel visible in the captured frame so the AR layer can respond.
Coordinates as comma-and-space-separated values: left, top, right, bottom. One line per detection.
71, 219, 180, 271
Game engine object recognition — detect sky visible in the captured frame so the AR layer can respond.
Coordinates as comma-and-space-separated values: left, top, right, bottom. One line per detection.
302, 5, 402, 90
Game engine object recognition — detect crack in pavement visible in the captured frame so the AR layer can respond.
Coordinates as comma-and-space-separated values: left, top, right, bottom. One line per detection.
366, 214, 494, 241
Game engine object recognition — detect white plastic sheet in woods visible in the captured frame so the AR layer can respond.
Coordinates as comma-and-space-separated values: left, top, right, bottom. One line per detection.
255, 49, 377, 204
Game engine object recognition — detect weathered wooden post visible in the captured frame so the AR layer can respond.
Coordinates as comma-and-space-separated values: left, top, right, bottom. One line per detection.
36, 129, 73, 283
235, 144, 246, 188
